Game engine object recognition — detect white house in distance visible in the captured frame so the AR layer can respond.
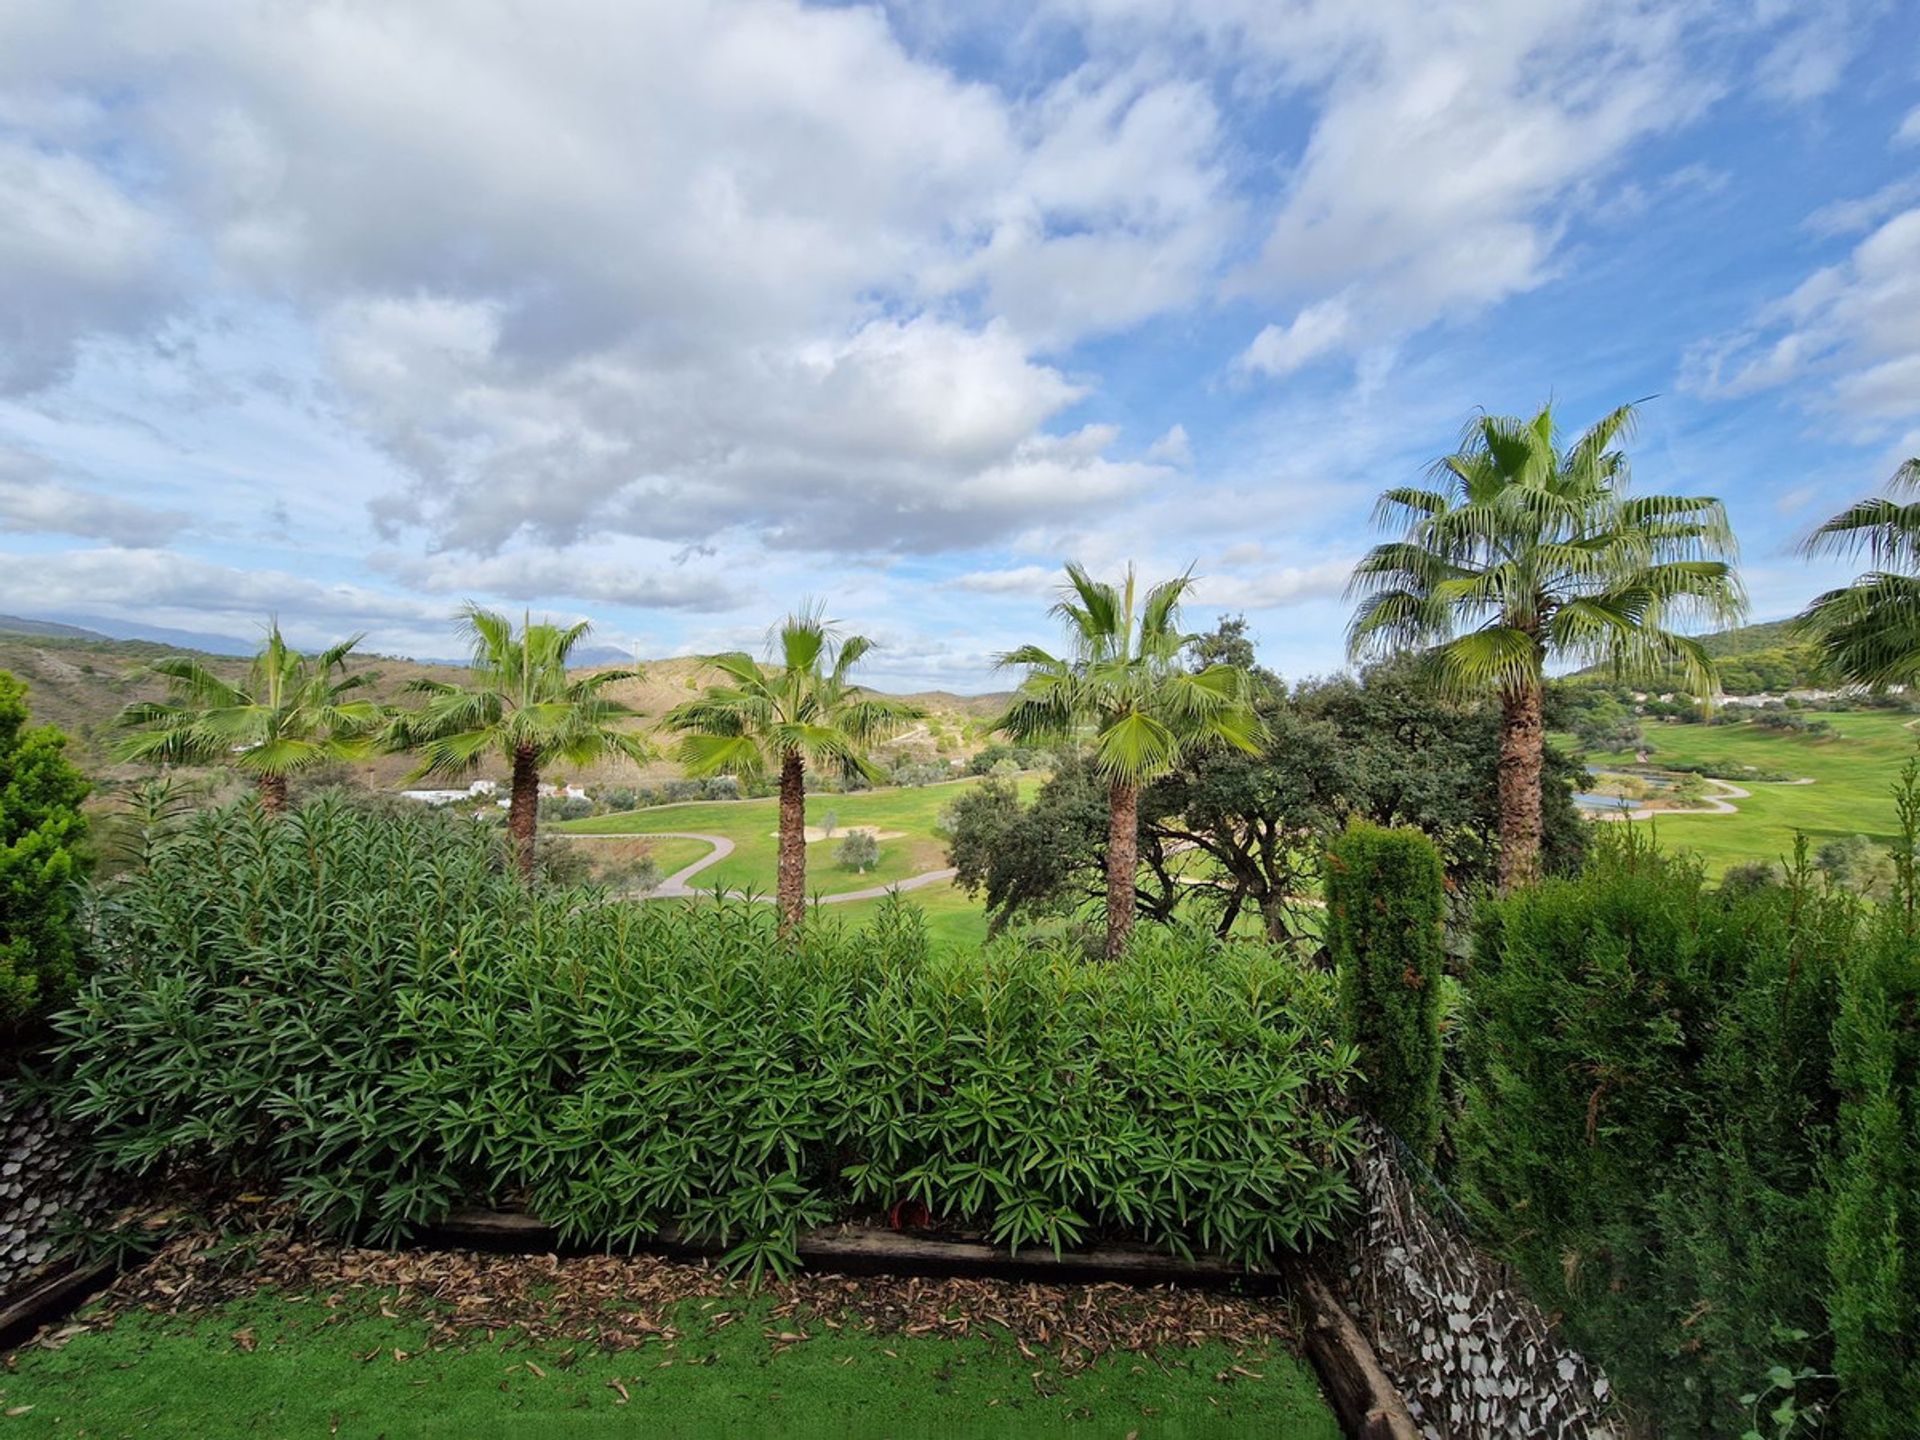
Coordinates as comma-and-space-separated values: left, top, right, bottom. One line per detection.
398, 779, 501, 806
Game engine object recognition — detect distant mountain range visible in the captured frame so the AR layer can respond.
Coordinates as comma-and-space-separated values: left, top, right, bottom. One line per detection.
0, 612, 267, 656
0, 612, 691, 669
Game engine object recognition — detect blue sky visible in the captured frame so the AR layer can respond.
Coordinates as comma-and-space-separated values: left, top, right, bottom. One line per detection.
0, 0, 1916, 690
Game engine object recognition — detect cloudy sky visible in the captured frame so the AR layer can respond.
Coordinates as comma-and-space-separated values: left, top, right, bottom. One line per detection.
1, 1, 1917, 689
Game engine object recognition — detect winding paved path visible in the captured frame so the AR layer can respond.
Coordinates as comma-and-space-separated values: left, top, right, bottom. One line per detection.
566, 830, 955, 904
1593, 774, 1810, 822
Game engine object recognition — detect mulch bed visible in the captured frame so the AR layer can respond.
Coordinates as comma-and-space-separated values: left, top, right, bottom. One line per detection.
47, 1224, 1302, 1377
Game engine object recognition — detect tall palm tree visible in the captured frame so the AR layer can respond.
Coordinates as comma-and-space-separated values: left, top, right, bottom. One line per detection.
1349, 402, 1744, 892
387, 604, 651, 879
115, 624, 382, 814
1796, 457, 1920, 686
996, 564, 1263, 960
661, 609, 922, 938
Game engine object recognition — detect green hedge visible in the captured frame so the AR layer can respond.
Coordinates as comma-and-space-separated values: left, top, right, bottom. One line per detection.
1325, 821, 1444, 1163
50, 798, 1360, 1276
1828, 858, 1920, 1436
1456, 826, 1882, 1437
0, 670, 89, 1034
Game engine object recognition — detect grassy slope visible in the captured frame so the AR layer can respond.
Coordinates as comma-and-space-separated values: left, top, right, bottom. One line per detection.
1589, 710, 1920, 870
0, 1298, 1338, 1440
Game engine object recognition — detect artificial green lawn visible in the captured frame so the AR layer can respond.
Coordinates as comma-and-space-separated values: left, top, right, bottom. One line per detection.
0, 1297, 1340, 1440
1587, 709, 1920, 872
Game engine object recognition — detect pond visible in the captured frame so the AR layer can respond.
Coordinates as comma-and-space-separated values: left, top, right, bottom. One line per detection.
1573, 791, 1638, 812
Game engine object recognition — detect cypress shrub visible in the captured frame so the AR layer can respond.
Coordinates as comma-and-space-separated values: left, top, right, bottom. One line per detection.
0, 670, 89, 1035
1828, 762, 1920, 1437
1456, 827, 1850, 1436
49, 796, 1361, 1277
1325, 820, 1444, 1163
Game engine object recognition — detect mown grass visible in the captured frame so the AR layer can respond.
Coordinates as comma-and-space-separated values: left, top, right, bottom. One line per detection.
825, 880, 993, 947
557, 777, 1037, 900
1585, 710, 1920, 872
0, 1296, 1340, 1439
561, 834, 715, 885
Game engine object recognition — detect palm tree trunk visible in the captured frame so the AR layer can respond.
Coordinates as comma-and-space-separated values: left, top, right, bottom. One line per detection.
257, 773, 289, 816
777, 749, 807, 940
1496, 679, 1545, 894
508, 744, 540, 881
1104, 778, 1139, 960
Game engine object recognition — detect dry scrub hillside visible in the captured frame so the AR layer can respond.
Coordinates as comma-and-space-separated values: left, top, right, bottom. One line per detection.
0, 628, 1007, 795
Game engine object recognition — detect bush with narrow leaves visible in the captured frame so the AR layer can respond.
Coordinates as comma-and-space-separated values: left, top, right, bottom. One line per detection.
51, 797, 1360, 1276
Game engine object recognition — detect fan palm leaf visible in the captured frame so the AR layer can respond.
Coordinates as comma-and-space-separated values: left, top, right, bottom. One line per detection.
997, 563, 1263, 959
115, 622, 383, 813
383, 603, 652, 879
661, 604, 923, 938
1348, 401, 1744, 891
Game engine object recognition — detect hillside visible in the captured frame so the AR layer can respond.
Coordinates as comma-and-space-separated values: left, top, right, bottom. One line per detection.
1572, 617, 1829, 694
0, 628, 1008, 792
1694, 619, 1801, 658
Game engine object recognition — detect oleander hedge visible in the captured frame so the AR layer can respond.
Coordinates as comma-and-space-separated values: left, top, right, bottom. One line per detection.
49, 798, 1361, 1276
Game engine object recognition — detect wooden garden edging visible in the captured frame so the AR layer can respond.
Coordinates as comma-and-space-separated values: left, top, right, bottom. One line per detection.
431, 1207, 1418, 1440
0, 1257, 117, 1352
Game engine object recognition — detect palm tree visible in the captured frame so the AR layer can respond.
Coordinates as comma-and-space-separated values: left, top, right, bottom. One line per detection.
1796, 457, 1920, 686
996, 564, 1263, 960
1348, 402, 1744, 892
386, 604, 651, 879
115, 624, 383, 813
660, 609, 922, 938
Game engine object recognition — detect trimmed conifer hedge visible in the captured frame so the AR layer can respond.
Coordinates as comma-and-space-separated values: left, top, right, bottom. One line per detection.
1457, 818, 1919, 1438
1325, 821, 1444, 1164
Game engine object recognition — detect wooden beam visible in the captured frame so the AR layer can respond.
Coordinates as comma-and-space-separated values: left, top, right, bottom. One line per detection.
434, 1209, 1276, 1290
1287, 1262, 1423, 1440
0, 1259, 117, 1353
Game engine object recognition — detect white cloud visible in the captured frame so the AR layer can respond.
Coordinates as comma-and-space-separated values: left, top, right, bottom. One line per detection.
949, 565, 1059, 596
1055, 0, 1726, 373
0, 139, 178, 389
1752, 13, 1856, 103
372, 547, 746, 612
0, 448, 187, 544
1238, 296, 1353, 378
0, 1, 1233, 560
1686, 205, 1920, 422
0, 547, 450, 648
1190, 558, 1354, 610
1898, 105, 1920, 147
1144, 424, 1191, 466
1804, 177, 1920, 238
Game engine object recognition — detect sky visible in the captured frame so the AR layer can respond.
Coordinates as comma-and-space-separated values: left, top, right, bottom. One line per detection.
0, 0, 1917, 691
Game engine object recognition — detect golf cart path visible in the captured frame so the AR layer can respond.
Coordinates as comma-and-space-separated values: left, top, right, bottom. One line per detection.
1597, 774, 1812, 823
569, 830, 955, 903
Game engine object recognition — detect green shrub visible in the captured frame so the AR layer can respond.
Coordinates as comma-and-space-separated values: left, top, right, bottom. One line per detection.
1325, 821, 1444, 1163
835, 829, 878, 872
1456, 828, 1851, 1437
1827, 763, 1920, 1437
50, 798, 1360, 1276
0, 670, 90, 1033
